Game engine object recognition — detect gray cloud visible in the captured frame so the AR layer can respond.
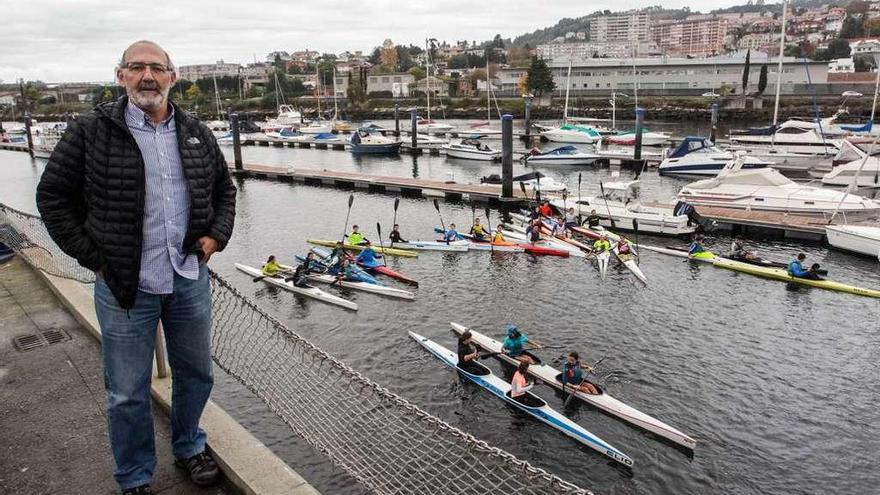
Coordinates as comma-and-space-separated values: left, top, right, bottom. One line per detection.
0, 0, 758, 83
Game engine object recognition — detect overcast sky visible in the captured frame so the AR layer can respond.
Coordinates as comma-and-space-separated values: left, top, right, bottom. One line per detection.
0, 0, 776, 83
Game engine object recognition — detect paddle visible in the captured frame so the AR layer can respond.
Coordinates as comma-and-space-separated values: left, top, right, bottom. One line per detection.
391, 198, 400, 245
376, 222, 388, 267
341, 194, 355, 243
632, 218, 640, 265
471, 202, 476, 232
519, 181, 529, 204
563, 356, 607, 407
599, 181, 616, 228
433, 198, 446, 232
577, 172, 582, 224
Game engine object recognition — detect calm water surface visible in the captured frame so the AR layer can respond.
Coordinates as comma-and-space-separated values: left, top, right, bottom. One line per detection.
1, 118, 879, 495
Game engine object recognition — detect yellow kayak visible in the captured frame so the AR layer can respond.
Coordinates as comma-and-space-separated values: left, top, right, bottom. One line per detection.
713, 258, 880, 299
306, 239, 419, 258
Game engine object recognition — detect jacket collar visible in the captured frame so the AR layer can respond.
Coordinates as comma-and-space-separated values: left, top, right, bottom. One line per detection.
98, 95, 189, 132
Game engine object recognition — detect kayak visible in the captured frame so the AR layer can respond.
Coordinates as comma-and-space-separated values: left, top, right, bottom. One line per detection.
435, 228, 570, 257
409, 331, 634, 467
713, 258, 880, 298
306, 272, 415, 300
299, 252, 379, 284
235, 264, 358, 311
663, 246, 830, 275
391, 240, 469, 252
641, 244, 879, 298
500, 225, 586, 258
357, 259, 419, 286
307, 239, 418, 258
465, 239, 526, 252
597, 250, 610, 280
449, 323, 697, 451
612, 246, 647, 284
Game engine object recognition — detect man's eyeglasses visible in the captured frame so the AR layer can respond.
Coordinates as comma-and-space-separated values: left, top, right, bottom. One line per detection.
122, 62, 171, 75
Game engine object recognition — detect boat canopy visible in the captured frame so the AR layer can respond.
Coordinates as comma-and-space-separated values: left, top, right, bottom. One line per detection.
667, 137, 713, 158
314, 133, 337, 140
541, 145, 579, 155
840, 121, 873, 133
687, 168, 793, 190
278, 127, 300, 137
559, 123, 600, 137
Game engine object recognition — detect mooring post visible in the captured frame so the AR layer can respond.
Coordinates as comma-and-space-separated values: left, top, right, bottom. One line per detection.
634, 107, 645, 161
524, 95, 532, 141
24, 113, 34, 158
229, 109, 242, 170
394, 103, 400, 137
502, 114, 513, 199
410, 107, 418, 151
710, 102, 719, 143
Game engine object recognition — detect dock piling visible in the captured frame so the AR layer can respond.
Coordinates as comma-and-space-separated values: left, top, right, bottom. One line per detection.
502, 114, 513, 199
524, 95, 532, 141
410, 107, 417, 150
634, 107, 645, 161
394, 103, 400, 137
24, 114, 34, 158
229, 109, 243, 170
710, 103, 719, 143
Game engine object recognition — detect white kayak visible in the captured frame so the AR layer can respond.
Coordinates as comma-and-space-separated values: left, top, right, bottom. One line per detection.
612, 247, 648, 284
410, 331, 633, 466
597, 250, 610, 280
306, 273, 415, 300
501, 225, 587, 258
449, 323, 697, 450
235, 264, 358, 311
391, 240, 469, 252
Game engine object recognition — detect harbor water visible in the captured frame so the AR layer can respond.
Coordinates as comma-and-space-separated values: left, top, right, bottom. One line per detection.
1, 119, 878, 495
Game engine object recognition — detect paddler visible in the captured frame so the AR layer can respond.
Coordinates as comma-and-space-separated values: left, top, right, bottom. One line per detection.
538, 200, 552, 218
787, 253, 823, 280
327, 240, 347, 264
335, 258, 359, 282
491, 225, 505, 243
526, 219, 542, 243
688, 234, 713, 259
389, 224, 408, 244
562, 352, 599, 395
616, 238, 635, 263
291, 252, 317, 288
261, 255, 283, 277
501, 325, 533, 364
469, 218, 489, 241
584, 209, 601, 228
457, 330, 483, 374
592, 234, 611, 253
346, 225, 369, 245
528, 206, 541, 221
728, 235, 756, 260
552, 216, 570, 238
443, 223, 460, 243
510, 361, 535, 405
564, 208, 579, 229
355, 240, 382, 266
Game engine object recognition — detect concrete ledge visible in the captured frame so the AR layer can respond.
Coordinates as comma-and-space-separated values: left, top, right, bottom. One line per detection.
35, 270, 320, 495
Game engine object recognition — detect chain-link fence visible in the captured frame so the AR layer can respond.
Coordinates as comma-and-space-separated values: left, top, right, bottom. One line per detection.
0, 202, 592, 495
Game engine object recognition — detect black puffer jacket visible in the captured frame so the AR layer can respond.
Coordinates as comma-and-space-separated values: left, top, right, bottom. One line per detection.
36, 96, 236, 309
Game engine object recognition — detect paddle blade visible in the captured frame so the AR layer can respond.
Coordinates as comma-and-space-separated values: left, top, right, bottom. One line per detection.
376, 222, 382, 236
393, 197, 400, 211
433, 198, 440, 212
599, 181, 605, 195
632, 218, 639, 230
519, 181, 527, 196
578, 172, 582, 186
348, 194, 354, 208
485, 207, 491, 223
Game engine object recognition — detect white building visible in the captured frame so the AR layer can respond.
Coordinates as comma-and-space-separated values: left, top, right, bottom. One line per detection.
591, 11, 651, 44
177, 60, 240, 82
851, 39, 880, 55
828, 58, 855, 73
366, 73, 416, 95
537, 41, 658, 61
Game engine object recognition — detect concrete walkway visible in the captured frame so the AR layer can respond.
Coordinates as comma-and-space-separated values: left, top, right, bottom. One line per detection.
0, 256, 230, 495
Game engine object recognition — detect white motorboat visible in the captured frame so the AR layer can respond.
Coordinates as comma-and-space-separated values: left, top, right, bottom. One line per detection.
349, 129, 402, 154
417, 119, 454, 134
605, 130, 671, 147
540, 123, 602, 144
825, 225, 880, 260
551, 180, 696, 236
441, 139, 500, 161
659, 137, 773, 176
823, 141, 880, 187
524, 145, 600, 166
677, 154, 880, 218
729, 117, 842, 154
299, 120, 333, 134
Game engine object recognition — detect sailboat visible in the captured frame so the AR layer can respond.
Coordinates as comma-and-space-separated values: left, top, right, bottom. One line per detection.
540, 52, 602, 144
468, 59, 502, 136
300, 66, 333, 134
262, 72, 304, 132
204, 73, 229, 132
418, 38, 455, 135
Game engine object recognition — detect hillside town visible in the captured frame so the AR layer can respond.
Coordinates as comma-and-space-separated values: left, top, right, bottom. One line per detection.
5, 0, 880, 116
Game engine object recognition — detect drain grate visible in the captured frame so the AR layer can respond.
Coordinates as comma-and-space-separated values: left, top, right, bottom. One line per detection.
12, 329, 71, 352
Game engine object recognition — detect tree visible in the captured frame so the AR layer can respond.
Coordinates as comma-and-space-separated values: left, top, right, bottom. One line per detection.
508, 46, 531, 67
408, 66, 426, 80
395, 45, 414, 71
516, 73, 529, 96
741, 49, 751, 94
840, 16, 865, 38
380, 39, 398, 71
185, 84, 202, 101
526, 56, 555, 96
757, 64, 768, 94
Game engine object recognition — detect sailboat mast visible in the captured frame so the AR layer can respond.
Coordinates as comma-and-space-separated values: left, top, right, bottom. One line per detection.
486, 57, 490, 123
333, 68, 339, 121
316, 64, 322, 118
213, 73, 221, 120
563, 49, 573, 121
426, 38, 431, 123
772, 0, 788, 127
274, 72, 281, 111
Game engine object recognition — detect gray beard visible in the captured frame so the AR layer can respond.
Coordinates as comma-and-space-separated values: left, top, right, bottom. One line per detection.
128, 86, 169, 113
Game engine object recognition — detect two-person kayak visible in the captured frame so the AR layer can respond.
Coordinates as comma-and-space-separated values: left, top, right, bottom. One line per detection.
235, 263, 358, 311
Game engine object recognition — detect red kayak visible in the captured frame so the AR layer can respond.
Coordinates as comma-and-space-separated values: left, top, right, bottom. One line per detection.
516, 243, 570, 257
360, 262, 419, 286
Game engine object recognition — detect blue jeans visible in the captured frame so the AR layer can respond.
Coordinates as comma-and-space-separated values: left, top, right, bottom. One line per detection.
94, 264, 213, 489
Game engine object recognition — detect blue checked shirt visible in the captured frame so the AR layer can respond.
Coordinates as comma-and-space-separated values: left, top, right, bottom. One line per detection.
125, 102, 199, 294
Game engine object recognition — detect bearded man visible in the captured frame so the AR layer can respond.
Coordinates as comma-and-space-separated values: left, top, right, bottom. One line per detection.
36, 40, 236, 495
